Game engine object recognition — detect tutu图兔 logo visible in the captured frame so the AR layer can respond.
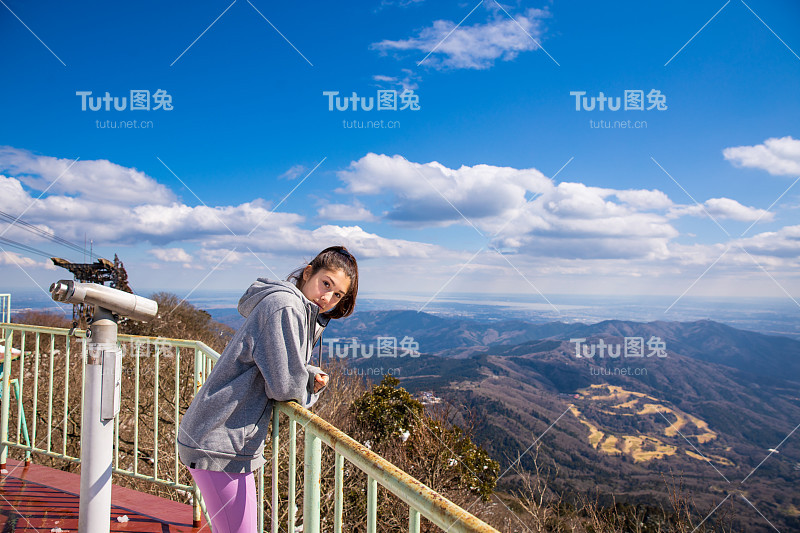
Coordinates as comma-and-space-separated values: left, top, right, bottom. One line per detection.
76, 90, 174, 111
570, 337, 667, 358
323, 90, 420, 111
324, 336, 420, 359
570, 90, 667, 111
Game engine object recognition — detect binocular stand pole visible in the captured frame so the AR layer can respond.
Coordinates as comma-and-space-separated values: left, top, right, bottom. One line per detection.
78, 306, 118, 533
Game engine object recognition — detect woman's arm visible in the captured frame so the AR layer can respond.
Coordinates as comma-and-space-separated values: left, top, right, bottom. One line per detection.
252, 305, 323, 405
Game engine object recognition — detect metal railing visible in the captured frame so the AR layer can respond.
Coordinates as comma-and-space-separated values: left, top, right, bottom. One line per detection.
0, 322, 499, 533
270, 401, 499, 533
0, 323, 218, 526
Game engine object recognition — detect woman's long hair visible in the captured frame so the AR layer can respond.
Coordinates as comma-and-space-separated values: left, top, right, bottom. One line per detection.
287, 245, 358, 319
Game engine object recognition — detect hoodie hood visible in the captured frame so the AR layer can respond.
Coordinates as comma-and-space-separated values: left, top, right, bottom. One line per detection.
238, 277, 331, 328
238, 278, 304, 318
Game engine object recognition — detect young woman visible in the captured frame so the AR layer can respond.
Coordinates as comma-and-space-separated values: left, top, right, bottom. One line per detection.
177, 246, 358, 533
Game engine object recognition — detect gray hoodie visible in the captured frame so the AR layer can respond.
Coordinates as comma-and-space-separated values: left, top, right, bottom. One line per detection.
177, 278, 329, 473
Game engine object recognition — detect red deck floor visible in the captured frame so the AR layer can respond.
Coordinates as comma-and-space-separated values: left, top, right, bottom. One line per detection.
0, 458, 208, 532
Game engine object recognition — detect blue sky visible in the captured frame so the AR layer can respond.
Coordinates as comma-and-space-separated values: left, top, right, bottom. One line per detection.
1, 0, 799, 311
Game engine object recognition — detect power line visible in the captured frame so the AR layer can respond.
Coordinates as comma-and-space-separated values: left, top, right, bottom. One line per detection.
0, 209, 92, 257
0, 209, 97, 260
0, 236, 55, 259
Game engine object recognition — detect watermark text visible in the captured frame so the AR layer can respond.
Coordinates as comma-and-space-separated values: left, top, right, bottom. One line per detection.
570, 90, 667, 111
77, 90, 173, 111
324, 90, 420, 111
324, 336, 420, 359
571, 337, 667, 358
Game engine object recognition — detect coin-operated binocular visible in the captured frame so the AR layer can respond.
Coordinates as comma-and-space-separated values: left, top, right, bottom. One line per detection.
50, 279, 158, 322
50, 280, 157, 533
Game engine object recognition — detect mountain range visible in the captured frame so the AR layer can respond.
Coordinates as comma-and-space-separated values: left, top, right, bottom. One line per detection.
320, 310, 800, 532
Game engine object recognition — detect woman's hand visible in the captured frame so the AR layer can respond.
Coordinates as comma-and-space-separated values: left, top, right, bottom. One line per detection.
314, 373, 329, 393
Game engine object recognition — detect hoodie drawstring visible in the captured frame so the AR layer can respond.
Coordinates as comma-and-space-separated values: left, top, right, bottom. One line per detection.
317, 330, 323, 367
314, 312, 330, 368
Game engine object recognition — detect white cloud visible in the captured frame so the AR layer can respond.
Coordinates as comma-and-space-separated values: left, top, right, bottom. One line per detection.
310, 225, 439, 258
723, 136, 800, 176
338, 154, 681, 259
337, 154, 785, 260
0, 250, 51, 269
124, 201, 304, 243
736, 224, 800, 258
0, 171, 305, 245
148, 248, 192, 262
244, 223, 448, 260
668, 197, 774, 222
371, 69, 421, 91
279, 164, 307, 180
0, 146, 174, 205
4, 147, 797, 296
0, 148, 456, 273
317, 200, 376, 222
337, 153, 550, 225
379, 0, 425, 7
501, 182, 678, 260
0, 175, 30, 206
371, 8, 548, 70
197, 247, 250, 265
613, 189, 673, 210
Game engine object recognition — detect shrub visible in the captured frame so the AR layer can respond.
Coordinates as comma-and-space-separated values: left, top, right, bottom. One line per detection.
351, 374, 499, 501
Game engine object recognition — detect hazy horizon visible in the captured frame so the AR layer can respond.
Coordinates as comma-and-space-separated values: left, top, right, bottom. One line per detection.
6, 287, 799, 340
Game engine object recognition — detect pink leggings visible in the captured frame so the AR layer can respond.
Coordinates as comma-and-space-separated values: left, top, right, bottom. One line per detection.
188, 467, 258, 533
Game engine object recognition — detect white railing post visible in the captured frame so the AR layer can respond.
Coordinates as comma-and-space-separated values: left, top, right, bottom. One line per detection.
0, 293, 10, 324
271, 408, 280, 533
334, 452, 344, 533
289, 419, 297, 530
303, 429, 322, 533
0, 328, 13, 469
410, 508, 421, 533
191, 347, 201, 526
367, 475, 378, 533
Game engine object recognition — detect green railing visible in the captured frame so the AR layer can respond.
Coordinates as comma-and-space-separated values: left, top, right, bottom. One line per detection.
270, 401, 499, 533
0, 322, 498, 533
0, 322, 219, 526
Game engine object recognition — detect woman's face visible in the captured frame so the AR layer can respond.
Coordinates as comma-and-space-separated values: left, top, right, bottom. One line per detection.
301, 266, 350, 314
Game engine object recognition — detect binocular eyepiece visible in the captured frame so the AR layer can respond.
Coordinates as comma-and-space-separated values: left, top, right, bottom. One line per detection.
50, 280, 158, 322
